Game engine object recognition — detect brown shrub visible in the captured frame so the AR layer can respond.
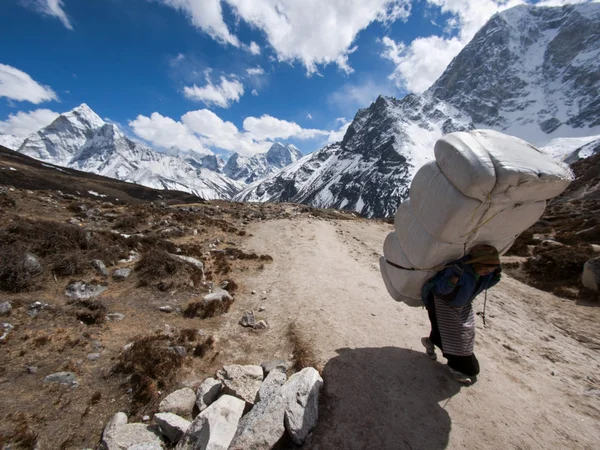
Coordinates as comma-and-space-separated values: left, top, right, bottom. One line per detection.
524, 244, 594, 282
52, 252, 87, 276
0, 413, 39, 449
0, 244, 43, 292
136, 248, 203, 289
183, 296, 234, 319
287, 323, 319, 372
70, 300, 107, 325
0, 220, 89, 256
193, 336, 215, 358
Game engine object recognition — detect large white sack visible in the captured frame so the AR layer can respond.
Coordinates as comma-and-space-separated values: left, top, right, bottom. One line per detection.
383, 231, 414, 269
476, 200, 546, 244
409, 161, 486, 242
435, 129, 572, 202
394, 201, 468, 269
379, 256, 434, 303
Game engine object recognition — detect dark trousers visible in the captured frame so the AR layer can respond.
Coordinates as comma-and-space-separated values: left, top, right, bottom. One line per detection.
426, 300, 480, 377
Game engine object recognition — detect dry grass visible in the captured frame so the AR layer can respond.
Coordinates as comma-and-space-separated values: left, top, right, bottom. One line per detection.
287, 323, 319, 372
135, 247, 204, 291
0, 413, 39, 449
183, 296, 234, 319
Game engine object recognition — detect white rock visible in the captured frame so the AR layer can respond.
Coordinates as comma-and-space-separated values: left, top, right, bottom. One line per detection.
44, 371, 78, 387
112, 268, 131, 280
216, 365, 263, 406
91, 259, 109, 277
260, 360, 290, 376
239, 310, 255, 328
254, 320, 269, 330
154, 412, 190, 444
159, 388, 196, 418
282, 367, 323, 445
0, 301, 12, 316
196, 377, 222, 412
170, 254, 204, 272
582, 257, 600, 291
175, 395, 245, 450
591, 244, 600, 253
159, 306, 173, 313
102, 421, 164, 450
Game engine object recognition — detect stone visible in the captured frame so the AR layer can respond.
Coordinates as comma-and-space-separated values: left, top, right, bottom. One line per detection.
170, 254, 204, 272
175, 395, 245, 450
0, 301, 11, 316
23, 253, 42, 274
87, 352, 101, 361
282, 367, 323, 445
107, 313, 125, 322
142, 416, 150, 422
254, 320, 269, 330
91, 259, 109, 277
251, 290, 256, 295
168, 346, 187, 357
0, 323, 14, 342
26, 366, 38, 374
158, 388, 196, 418
261, 359, 291, 376
154, 413, 190, 444
540, 240, 564, 249
102, 417, 165, 450
582, 257, 600, 292
195, 377, 222, 412
216, 365, 263, 406
65, 281, 107, 300
44, 371, 78, 387
228, 370, 287, 450
258, 306, 266, 312
202, 289, 232, 303
239, 310, 255, 328
113, 268, 131, 280
159, 306, 173, 313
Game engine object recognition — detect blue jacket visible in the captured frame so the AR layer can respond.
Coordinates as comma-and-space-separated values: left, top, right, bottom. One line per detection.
434, 256, 501, 307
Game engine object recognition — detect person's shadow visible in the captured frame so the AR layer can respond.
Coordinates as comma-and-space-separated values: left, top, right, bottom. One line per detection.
302, 347, 462, 450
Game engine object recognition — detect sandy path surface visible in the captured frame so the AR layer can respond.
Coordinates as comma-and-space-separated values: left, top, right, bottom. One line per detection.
237, 216, 600, 450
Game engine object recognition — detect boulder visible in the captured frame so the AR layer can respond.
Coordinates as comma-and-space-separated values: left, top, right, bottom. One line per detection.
203, 289, 232, 303
91, 259, 109, 277
154, 413, 190, 444
65, 281, 107, 300
282, 367, 323, 445
216, 365, 263, 406
113, 268, 131, 280
175, 395, 245, 450
196, 377, 222, 412
228, 370, 287, 450
0, 301, 11, 316
170, 254, 204, 272
261, 359, 291, 377
102, 417, 165, 450
582, 257, 600, 291
44, 371, 78, 387
159, 388, 196, 418
239, 310, 255, 328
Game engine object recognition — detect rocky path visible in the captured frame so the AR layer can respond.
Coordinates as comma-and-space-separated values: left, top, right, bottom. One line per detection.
241, 216, 600, 450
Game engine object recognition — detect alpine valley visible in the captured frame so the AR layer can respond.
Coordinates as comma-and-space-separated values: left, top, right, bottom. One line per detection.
3, 3, 600, 217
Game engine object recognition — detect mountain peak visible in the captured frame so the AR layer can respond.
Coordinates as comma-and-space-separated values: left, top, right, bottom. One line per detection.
266, 142, 303, 168
63, 103, 105, 130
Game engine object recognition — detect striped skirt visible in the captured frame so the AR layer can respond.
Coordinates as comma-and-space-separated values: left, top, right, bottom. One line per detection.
433, 296, 476, 356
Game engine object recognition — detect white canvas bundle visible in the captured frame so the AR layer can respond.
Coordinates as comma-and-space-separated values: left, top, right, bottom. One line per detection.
382, 129, 572, 302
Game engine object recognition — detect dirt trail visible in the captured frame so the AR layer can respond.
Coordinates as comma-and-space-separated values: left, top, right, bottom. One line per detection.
239, 216, 600, 450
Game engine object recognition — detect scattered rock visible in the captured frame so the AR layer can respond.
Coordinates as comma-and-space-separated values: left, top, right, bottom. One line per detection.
170, 254, 204, 272
159, 306, 173, 313
154, 413, 190, 444
175, 395, 245, 450
261, 359, 291, 377
26, 366, 38, 374
196, 377, 222, 412
68, 218, 81, 225
91, 259, 109, 277
216, 365, 263, 406
65, 281, 107, 300
107, 313, 125, 322
123, 342, 133, 351
251, 290, 256, 295
0, 301, 11, 316
158, 388, 196, 418
44, 371, 78, 387
582, 257, 600, 291
168, 346, 187, 357
113, 268, 131, 280
142, 416, 150, 422
24, 253, 42, 274
254, 320, 269, 330
27, 301, 47, 318
87, 353, 101, 361
282, 367, 323, 445
540, 240, 564, 249
203, 289, 232, 303
229, 370, 287, 450
591, 244, 600, 253
258, 306, 266, 312
239, 310, 256, 328
0, 323, 14, 342
102, 413, 164, 450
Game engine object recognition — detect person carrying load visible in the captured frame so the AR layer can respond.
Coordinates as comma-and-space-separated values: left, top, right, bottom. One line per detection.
420, 244, 501, 384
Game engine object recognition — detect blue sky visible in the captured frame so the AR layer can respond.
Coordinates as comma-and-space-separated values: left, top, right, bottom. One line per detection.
0, 0, 592, 156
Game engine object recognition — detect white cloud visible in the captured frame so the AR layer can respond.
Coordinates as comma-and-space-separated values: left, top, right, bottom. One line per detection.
251, 89, 259, 96
0, 109, 59, 136
248, 41, 261, 55
158, 0, 411, 74
0, 63, 58, 104
129, 112, 212, 154
243, 115, 328, 141
155, 0, 239, 46
246, 66, 265, 76
183, 74, 244, 108
23, 0, 73, 30
306, 113, 313, 120
327, 120, 351, 143
328, 79, 395, 110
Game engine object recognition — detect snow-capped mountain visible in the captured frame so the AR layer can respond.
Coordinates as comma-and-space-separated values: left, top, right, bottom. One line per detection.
223, 143, 304, 183
16, 105, 242, 199
237, 3, 600, 218
0, 134, 25, 151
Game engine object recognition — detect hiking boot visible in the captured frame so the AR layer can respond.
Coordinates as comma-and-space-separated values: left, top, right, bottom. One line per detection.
448, 367, 473, 385
421, 337, 437, 360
